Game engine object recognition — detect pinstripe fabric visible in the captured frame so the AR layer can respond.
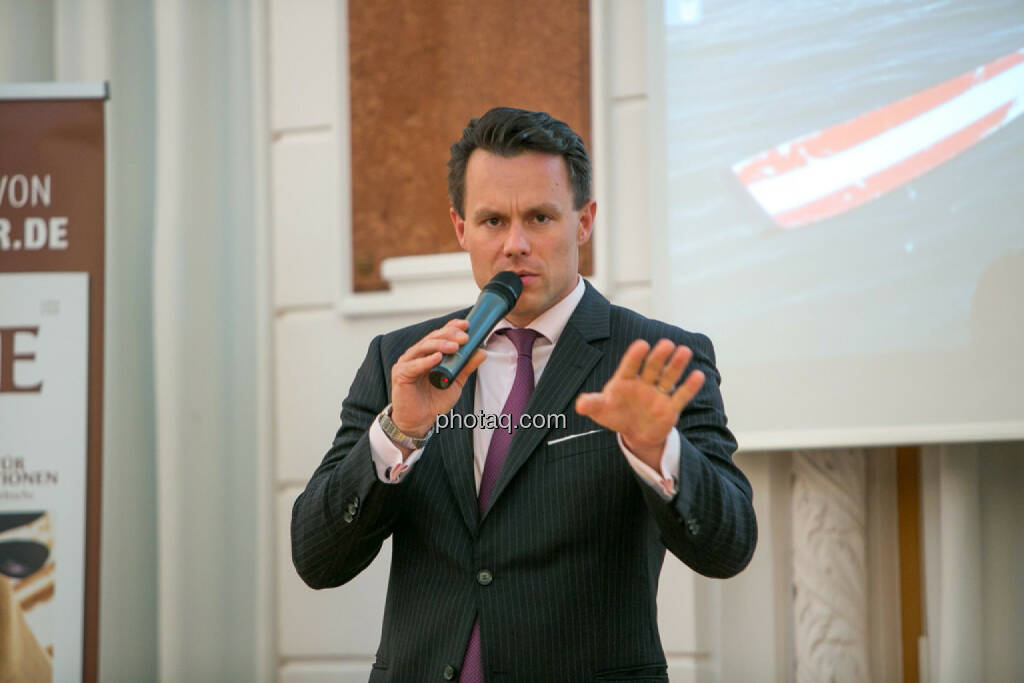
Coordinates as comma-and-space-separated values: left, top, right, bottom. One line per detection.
291, 282, 757, 682
462, 328, 540, 682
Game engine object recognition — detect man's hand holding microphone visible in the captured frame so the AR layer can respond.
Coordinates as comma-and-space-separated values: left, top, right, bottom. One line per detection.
385, 271, 523, 459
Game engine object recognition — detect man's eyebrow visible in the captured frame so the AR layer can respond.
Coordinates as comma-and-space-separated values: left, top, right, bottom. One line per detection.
528, 203, 562, 216
471, 207, 502, 222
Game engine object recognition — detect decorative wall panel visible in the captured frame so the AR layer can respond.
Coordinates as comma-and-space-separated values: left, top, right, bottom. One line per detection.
349, 0, 592, 291
792, 449, 870, 683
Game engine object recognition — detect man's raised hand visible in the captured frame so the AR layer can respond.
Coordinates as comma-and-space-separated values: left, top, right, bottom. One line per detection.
575, 339, 705, 470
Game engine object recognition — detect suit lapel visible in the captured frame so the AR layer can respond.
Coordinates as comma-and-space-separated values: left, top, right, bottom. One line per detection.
481, 282, 610, 522
435, 373, 480, 535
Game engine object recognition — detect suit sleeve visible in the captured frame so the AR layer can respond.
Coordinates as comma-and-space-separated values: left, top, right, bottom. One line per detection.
635, 333, 757, 579
290, 335, 404, 589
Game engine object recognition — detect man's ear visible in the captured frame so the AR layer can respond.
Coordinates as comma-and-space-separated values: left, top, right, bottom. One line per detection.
577, 199, 596, 246
451, 207, 468, 249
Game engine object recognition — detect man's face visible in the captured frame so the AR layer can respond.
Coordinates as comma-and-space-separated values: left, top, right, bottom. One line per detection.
451, 150, 596, 327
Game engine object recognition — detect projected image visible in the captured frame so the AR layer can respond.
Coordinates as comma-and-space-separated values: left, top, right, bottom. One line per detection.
732, 51, 1024, 230
664, 0, 1024, 365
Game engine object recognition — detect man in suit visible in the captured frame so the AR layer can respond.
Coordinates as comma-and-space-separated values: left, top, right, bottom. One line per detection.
291, 107, 756, 682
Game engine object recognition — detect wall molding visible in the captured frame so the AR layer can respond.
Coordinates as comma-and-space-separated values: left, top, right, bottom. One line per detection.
337, 253, 479, 318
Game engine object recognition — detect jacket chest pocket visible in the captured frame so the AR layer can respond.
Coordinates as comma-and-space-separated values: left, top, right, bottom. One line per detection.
544, 428, 616, 461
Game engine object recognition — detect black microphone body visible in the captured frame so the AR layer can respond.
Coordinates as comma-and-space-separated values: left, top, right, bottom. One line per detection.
429, 271, 523, 389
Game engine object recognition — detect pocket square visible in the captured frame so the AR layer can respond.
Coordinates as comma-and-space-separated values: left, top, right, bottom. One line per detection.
546, 429, 604, 446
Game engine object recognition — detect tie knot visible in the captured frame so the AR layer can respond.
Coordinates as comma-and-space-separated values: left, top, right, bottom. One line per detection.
499, 327, 540, 357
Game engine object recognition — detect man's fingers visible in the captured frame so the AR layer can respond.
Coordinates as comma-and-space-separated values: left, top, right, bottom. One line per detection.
396, 338, 459, 367
394, 351, 444, 381
397, 321, 469, 364
658, 345, 693, 391
575, 391, 606, 417
640, 339, 675, 384
613, 340, 650, 381
672, 369, 705, 410
396, 344, 484, 388
419, 338, 462, 357
423, 321, 469, 345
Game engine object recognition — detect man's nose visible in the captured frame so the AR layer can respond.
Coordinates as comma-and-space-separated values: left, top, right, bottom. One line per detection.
503, 221, 531, 257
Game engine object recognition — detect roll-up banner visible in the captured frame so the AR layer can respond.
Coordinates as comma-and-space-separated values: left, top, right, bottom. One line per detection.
0, 82, 107, 683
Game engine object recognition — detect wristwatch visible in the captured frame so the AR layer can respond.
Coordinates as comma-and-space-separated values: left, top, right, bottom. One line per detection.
377, 403, 433, 450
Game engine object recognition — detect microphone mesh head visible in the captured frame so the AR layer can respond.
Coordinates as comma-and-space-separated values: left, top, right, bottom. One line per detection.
484, 271, 524, 306
487, 270, 524, 296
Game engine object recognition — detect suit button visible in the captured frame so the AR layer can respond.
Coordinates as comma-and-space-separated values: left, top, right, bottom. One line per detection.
343, 512, 354, 524
477, 569, 493, 586
443, 664, 455, 679
687, 518, 700, 536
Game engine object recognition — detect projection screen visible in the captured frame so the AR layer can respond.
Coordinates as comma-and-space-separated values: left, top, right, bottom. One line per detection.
653, 0, 1024, 449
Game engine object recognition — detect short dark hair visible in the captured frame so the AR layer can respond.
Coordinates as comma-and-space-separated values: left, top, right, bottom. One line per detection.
447, 107, 591, 218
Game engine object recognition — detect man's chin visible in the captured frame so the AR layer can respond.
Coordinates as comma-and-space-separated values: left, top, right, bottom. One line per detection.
508, 298, 543, 326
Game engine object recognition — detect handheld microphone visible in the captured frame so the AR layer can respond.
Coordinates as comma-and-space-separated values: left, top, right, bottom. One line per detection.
429, 271, 523, 389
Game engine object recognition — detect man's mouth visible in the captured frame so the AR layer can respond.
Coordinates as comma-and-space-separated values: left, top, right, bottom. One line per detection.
510, 270, 538, 285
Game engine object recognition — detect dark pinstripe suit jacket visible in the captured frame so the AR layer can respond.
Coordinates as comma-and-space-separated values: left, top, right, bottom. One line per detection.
291, 282, 756, 682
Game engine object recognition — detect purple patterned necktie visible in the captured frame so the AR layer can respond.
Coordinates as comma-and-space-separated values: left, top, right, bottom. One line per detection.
460, 327, 539, 683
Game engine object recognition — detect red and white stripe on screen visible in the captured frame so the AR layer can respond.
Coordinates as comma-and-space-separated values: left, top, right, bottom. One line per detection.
732, 48, 1024, 229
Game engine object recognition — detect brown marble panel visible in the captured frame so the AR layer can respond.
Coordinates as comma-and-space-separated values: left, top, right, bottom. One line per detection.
349, 0, 592, 291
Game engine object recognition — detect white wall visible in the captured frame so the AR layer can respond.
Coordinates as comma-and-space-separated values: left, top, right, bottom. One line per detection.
0, 0, 54, 81
94, 4, 160, 680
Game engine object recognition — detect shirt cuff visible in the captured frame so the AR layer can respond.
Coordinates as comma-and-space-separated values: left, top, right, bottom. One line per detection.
368, 417, 425, 483
617, 428, 681, 500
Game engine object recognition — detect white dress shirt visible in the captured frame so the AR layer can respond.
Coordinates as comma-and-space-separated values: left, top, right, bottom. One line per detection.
368, 276, 680, 498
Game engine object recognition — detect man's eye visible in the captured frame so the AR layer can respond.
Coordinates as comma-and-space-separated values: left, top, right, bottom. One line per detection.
535, 214, 550, 224
486, 217, 501, 227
